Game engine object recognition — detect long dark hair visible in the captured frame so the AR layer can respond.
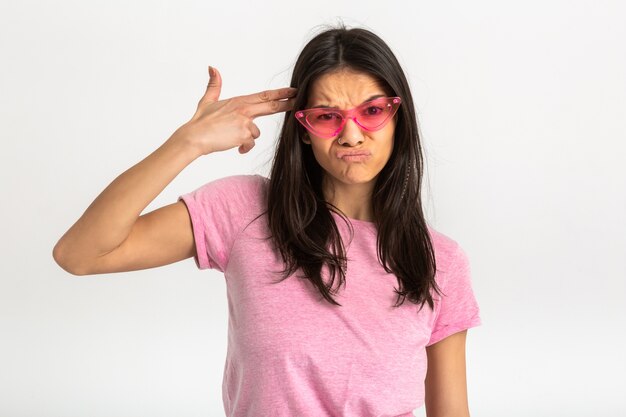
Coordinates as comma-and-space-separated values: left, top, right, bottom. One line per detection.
264, 23, 441, 310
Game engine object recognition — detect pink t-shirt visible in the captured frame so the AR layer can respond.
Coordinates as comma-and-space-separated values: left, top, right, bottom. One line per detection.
178, 174, 481, 417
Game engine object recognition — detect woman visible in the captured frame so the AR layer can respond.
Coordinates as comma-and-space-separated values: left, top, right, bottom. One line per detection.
53, 24, 481, 417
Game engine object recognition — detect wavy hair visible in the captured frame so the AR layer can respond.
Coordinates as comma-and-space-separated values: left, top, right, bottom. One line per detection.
264, 23, 441, 310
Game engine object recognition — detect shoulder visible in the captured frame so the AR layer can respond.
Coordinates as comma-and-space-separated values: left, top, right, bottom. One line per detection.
179, 174, 269, 221
189, 174, 267, 203
426, 225, 470, 285
199, 174, 268, 192
427, 225, 465, 264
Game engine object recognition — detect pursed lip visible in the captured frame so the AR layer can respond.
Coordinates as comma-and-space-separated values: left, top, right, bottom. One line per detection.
336, 150, 372, 159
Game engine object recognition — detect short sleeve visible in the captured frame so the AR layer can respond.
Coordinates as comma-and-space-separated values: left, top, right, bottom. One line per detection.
426, 244, 482, 346
177, 175, 264, 272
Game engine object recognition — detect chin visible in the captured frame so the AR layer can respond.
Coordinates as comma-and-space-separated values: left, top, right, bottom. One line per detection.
322, 164, 381, 187
339, 172, 378, 185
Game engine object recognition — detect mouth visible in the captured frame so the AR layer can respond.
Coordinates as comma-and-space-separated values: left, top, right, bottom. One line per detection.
336, 150, 372, 163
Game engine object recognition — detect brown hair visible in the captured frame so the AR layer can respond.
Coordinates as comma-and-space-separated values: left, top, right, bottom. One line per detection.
263, 23, 441, 310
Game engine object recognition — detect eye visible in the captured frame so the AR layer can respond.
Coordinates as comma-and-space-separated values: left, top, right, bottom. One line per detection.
317, 112, 340, 121
366, 106, 383, 115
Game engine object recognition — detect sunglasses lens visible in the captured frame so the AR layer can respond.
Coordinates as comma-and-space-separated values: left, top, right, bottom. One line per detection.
306, 112, 342, 136
306, 98, 396, 137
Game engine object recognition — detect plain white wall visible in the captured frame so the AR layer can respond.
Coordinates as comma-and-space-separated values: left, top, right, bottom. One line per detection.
1, 0, 624, 416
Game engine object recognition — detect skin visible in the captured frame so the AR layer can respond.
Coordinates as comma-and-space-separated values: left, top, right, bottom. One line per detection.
302, 68, 396, 222
304, 69, 472, 416
425, 330, 472, 417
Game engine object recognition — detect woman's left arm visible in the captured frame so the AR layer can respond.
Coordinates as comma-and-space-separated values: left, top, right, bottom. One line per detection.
424, 330, 471, 417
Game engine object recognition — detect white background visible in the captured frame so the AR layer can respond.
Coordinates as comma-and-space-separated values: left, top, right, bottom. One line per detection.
1, 1, 624, 416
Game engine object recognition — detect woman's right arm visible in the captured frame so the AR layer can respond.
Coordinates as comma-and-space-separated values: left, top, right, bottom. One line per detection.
52, 133, 200, 275
52, 65, 297, 275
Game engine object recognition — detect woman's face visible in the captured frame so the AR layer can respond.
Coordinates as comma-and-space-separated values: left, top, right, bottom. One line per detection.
303, 69, 396, 194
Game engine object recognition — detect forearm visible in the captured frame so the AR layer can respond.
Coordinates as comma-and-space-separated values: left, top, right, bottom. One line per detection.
53, 129, 200, 269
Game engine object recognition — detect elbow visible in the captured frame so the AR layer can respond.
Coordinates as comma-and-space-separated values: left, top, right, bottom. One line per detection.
52, 243, 88, 276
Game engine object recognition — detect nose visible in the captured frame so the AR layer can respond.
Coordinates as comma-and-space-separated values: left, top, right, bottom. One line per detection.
338, 117, 365, 146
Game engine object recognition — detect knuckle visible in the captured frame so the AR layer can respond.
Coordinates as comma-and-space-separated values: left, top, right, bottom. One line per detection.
259, 90, 270, 101
249, 127, 257, 139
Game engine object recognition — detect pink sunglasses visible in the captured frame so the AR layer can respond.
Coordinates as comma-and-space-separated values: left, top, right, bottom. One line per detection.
294, 96, 402, 139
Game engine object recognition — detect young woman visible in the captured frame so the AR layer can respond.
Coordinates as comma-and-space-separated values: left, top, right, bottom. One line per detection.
54, 24, 481, 417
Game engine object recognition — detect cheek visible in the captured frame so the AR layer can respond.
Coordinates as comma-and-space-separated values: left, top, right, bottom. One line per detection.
377, 127, 395, 151
308, 143, 332, 167
377, 136, 395, 167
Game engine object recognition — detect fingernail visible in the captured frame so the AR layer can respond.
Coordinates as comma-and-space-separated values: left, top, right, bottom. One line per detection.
209, 66, 215, 77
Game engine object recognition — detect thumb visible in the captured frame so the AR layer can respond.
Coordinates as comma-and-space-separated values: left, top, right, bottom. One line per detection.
202, 65, 222, 104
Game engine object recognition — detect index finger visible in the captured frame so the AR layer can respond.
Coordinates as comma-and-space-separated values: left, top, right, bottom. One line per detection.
241, 87, 299, 118
245, 87, 298, 103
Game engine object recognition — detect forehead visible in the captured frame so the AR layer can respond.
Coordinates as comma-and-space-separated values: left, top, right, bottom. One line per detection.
307, 70, 388, 108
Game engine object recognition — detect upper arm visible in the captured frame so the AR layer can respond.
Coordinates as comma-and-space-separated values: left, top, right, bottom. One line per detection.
76, 200, 196, 275
424, 330, 470, 417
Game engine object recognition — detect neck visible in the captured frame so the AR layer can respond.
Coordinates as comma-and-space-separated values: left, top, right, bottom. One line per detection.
322, 176, 375, 222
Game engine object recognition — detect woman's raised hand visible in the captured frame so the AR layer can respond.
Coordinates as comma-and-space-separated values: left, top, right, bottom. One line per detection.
174, 65, 298, 156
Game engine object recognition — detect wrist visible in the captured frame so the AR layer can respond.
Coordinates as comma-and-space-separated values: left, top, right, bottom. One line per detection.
168, 125, 205, 161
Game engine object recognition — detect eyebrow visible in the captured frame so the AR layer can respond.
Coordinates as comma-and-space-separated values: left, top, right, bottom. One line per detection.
310, 94, 386, 109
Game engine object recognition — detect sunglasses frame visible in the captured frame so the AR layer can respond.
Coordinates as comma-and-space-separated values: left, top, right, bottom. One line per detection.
294, 96, 402, 139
